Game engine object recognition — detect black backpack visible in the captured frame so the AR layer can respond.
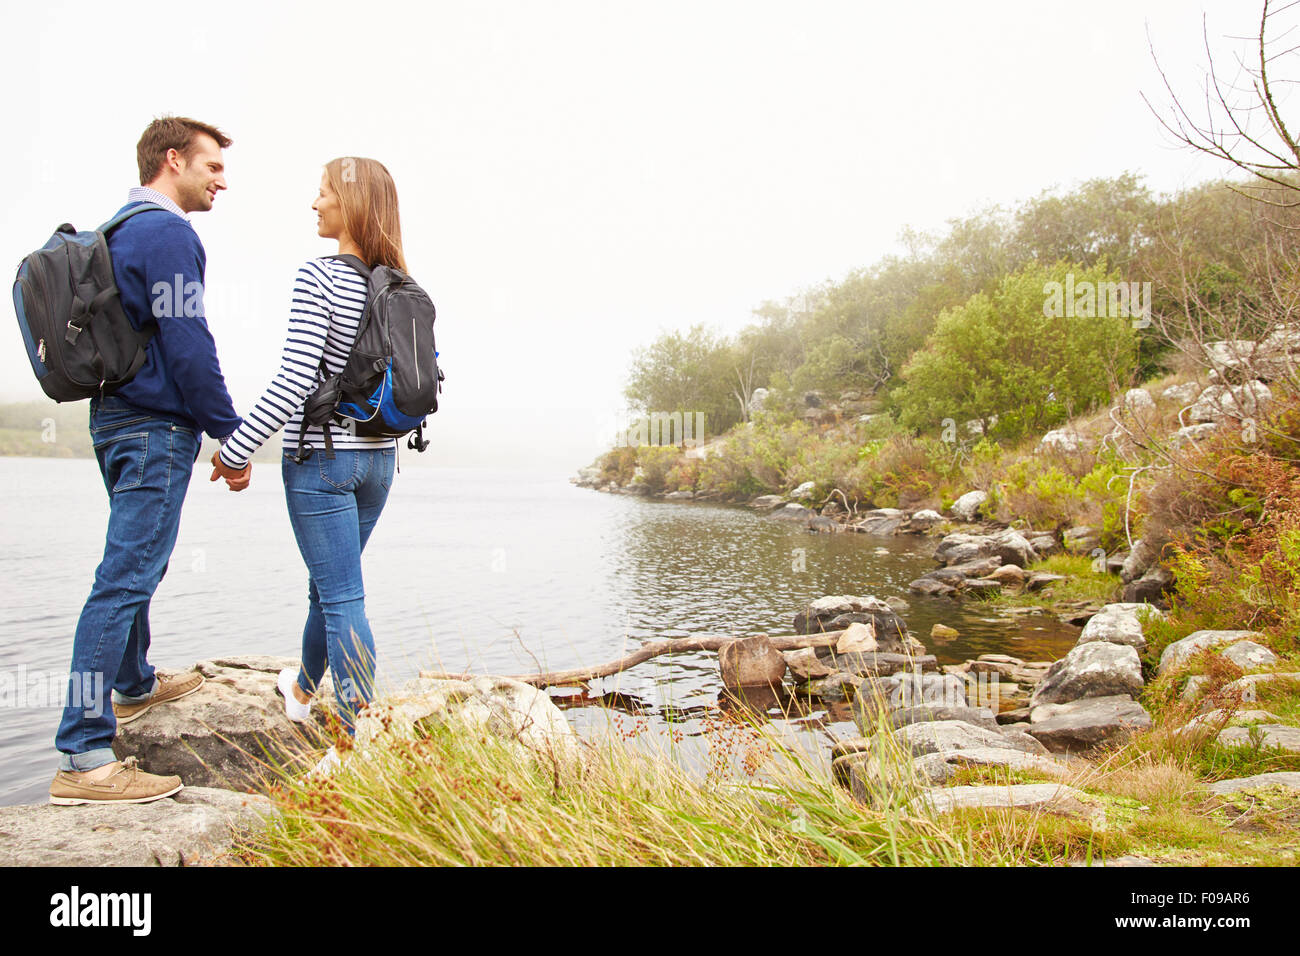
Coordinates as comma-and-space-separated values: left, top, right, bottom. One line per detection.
294, 253, 443, 461
12, 203, 164, 402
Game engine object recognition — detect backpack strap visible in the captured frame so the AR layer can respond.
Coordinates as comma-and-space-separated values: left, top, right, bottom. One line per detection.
98, 202, 168, 235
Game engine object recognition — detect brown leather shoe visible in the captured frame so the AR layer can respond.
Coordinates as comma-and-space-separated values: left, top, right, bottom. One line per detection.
113, 671, 205, 725
49, 757, 183, 805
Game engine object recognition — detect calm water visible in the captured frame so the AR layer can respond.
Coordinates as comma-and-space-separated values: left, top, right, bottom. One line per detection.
0, 456, 1078, 805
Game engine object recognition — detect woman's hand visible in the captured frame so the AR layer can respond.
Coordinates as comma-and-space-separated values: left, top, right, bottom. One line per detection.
210, 450, 252, 492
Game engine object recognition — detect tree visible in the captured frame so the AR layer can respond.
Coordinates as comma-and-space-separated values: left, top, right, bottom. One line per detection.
1146, 0, 1300, 207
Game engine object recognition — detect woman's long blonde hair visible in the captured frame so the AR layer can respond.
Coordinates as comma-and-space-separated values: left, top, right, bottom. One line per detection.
324, 157, 407, 272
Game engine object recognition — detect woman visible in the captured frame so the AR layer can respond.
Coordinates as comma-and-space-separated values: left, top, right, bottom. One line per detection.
211, 157, 407, 735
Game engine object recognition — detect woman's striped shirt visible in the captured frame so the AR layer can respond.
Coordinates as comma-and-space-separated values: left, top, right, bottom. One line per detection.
218, 257, 395, 468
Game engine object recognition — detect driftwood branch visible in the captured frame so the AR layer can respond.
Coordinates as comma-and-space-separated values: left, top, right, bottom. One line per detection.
421, 631, 846, 688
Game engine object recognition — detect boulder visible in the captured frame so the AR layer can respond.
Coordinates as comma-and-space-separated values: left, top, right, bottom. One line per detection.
1189, 381, 1273, 422
911, 783, 1097, 818
1220, 641, 1279, 671
853, 673, 969, 717
808, 515, 840, 533
950, 490, 988, 522
1218, 672, 1300, 701
1121, 565, 1174, 605
770, 503, 815, 523
988, 564, 1027, 588
1026, 695, 1153, 754
1027, 533, 1061, 557
909, 577, 957, 597
1157, 629, 1264, 676
818, 651, 936, 679
1205, 772, 1300, 796
906, 509, 944, 531
747, 387, 769, 413
719, 635, 788, 689
931, 623, 960, 640
1030, 642, 1144, 707
1162, 381, 1202, 404
1179, 709, 1280, 735
1038, 429, 1086, 454
748, 494, 786, 510
797, 672, 862, 701
889, 719, 1048, 757
1119, 538, 1159, 583
1171, 423, 1219, 449
835, 621, 879, 653
0, 787, 274, 867
1061, 526, 1099, 554
1124, 388, 1155, 413
1025, 572, 1067, 592
113, 657, 336, 790
791, 481, 816, 499
911, 747, 1070, 785
1076, 603, 1162, 654
876, 705, 1000, 733
856, 514, 903, 536
1217, 724, 1300, 754
781, 647, 835, 682
793, 595, 909, 644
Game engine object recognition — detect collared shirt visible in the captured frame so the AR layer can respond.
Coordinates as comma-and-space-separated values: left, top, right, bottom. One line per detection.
126, 185, 190, 222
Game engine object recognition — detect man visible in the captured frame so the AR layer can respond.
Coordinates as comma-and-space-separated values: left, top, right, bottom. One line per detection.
49, 116, 253, 805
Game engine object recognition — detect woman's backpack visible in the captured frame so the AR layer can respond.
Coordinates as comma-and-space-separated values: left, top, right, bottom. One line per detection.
12, 204, 164, 402
295, 254, 443, 461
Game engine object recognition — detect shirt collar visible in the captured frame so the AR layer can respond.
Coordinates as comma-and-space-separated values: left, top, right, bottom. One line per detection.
126, 186, 190, 222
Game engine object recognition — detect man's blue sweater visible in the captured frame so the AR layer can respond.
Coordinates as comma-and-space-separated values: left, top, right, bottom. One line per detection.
108, 203, 242, 439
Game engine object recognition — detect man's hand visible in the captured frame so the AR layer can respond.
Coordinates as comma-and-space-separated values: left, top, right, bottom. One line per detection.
210, 450, 251, 492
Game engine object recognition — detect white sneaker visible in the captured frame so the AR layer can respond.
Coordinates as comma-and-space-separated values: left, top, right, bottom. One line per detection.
277, 667, 312, 723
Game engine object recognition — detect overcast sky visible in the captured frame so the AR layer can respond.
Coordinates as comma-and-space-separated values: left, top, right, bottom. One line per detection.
2, 0, 1268, 473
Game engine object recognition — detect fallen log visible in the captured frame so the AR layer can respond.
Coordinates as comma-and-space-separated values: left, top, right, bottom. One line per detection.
420, 630, 849, 688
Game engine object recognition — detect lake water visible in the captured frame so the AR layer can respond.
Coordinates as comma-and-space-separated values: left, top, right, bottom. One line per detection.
0, 456, 1079, 805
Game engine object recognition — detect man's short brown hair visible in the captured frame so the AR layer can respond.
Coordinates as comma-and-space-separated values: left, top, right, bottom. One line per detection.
136, 116, 233, 185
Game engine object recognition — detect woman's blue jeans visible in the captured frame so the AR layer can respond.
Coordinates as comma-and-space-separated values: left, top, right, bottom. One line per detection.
282, 446, 395, 734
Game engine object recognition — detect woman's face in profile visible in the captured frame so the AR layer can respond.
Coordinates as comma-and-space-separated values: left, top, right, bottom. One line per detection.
312, 172, 344, 240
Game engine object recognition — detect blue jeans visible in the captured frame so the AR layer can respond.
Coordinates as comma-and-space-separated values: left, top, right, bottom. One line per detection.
55, 396, 200, 770
282, 446, 394, 733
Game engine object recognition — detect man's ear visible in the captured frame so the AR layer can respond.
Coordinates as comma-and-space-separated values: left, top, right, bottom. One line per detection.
164, 147, 184, 175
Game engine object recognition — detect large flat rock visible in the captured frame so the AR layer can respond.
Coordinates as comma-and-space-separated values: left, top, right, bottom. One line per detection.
0, 787, 273, 866
910, 783, 1095, 817
911, 748, 1071, 785
1158, 630, 1263, 676
1026, 695, 1152, 754
1216, 724, 1300, 754
1205, 772, 1300, 796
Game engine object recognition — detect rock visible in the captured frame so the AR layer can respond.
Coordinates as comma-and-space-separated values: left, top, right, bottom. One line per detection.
782, 647, 835, 681
964, 655, 1053, 686
1030, 642, 1144, 707
663, 490, 694, 500
770, 503, 815, 523
1061, 526, 1099, 554
856, 514, 903, 535
1162, 381, 1201, 404
1124, 388, 1155, 413
1189, 381, 1273, 422
1220, 641, 1279, 671
819, 651, 936, 679
996, 707, 1034, 725
1217, 724, 1300, 754
1028, 533, 1061, 557
1025, 572, 1067, 592
793, 595, 909, 644
933, 531, 1038, 569
1206, 772, 1300, 796
1181, 674, 1211, 702
1157, 629, 1264, 676
747, 387, 769, 414
909, 577, 957, 597
884, 596, 910, 613
950, 490, 988, 522
876, 705, 1000, 733
1119, 538, 1160, 584
358, 675, 579, 766
835, 621, 879, 653
988, 564, 1027, 588
889, 719, 1048, 757
853, 673, 969, 718
1038, 429, 1086, 454
748, 494, 786, 510
1121, 565, 1174, 604
808, 515, 840, 533
912, 783, 1096, 818
113, 657, 336, 790
906, 509, 944, 531
1179, 709, 1280, 735
911, 747, 1070, 785
791, 480, 816, 499
797, 672, 862, 701
719, 635, 788, 689
963, 578, 1003, 596
1106, 552, 1128, 575
0, 787, 274, 866
931, 623, 960, 640
1172, 423, 1219, 449
1077, 603, 1162, 653
1026, 695, 1152, 754
1218, 672, 1300, 702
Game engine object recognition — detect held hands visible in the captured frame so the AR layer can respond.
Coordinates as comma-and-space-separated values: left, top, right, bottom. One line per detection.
210, 450, 252, 492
